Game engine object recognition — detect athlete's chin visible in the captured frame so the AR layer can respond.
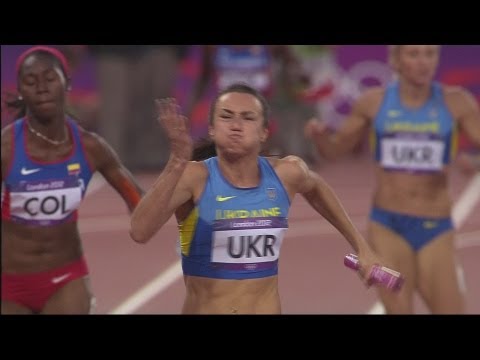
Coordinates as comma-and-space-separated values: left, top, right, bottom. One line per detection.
219, 147, 250, 160
31, 106, 60, 120
411, 75, 434, 87
218, 142, 245, 152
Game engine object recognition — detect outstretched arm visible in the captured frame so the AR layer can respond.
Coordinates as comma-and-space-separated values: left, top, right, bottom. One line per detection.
304, 88, 382, 160
277, 155, 381, 280
130, 98, 195, 244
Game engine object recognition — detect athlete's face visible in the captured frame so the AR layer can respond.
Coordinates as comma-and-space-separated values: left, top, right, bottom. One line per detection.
393, 45, 440, 87
210, 92, 269, 158
18, 53, 69, 120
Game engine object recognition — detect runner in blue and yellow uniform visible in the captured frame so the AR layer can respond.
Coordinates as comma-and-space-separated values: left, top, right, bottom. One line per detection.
131, 83, 387, 314
305, 45, 480, 314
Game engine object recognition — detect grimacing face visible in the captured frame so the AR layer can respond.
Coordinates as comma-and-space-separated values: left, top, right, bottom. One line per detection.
18, 53, 68, 119
391, 45, 440, 87
209, 92, 269, 156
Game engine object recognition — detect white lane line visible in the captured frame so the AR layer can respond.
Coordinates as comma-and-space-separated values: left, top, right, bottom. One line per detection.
107, 219, 347, 314
367, 173, 480, 314
103, 174, 480, 315
452, 173, 480, 226
109, 261, 183, 315
108, 226, 480, 315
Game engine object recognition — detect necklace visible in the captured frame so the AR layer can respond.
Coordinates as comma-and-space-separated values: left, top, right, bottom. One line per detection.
26, 120, 68, 146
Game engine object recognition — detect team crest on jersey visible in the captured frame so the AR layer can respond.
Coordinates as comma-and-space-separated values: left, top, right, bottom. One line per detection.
266, 187, 277, 200
67, 163, 81, 175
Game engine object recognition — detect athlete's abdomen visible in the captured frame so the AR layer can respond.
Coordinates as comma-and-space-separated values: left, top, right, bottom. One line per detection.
373, 165, 452, 216
2, 219, 83, 273
182, 274, 280, 314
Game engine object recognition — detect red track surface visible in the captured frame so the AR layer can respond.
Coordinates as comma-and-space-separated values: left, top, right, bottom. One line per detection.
79, 153, 480, 314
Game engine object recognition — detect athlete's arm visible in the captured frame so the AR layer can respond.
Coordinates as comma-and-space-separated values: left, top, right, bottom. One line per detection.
305, 88, 381, 160
450, 88, 480, 148
276, 155, 380, 278
81, 130, 144, 213
1, 125, 13, 182
130, 98, 196, 244
131, 161, 203, 244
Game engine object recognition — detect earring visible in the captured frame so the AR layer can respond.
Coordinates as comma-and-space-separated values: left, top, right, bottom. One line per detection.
18, 95, 23, 101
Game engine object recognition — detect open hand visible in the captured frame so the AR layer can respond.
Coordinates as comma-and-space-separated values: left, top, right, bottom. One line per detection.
155, 98, 193, 161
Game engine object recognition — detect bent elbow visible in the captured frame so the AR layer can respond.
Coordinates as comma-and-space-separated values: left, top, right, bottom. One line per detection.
130, 231, 148, 244
130, 221, 150, 244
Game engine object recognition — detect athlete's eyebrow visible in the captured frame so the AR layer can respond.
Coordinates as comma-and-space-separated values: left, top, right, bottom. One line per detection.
220, 108, 258, 116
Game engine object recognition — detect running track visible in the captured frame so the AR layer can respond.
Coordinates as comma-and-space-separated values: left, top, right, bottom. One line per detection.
79, 153, 480, 314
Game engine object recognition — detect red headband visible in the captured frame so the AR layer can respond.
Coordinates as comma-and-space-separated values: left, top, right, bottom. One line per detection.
16, 46, 70, 77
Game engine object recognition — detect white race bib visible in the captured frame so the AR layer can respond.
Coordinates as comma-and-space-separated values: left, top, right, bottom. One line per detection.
10, 180, 82, 222
381, 137, 445, 171
212, 227, 286, 263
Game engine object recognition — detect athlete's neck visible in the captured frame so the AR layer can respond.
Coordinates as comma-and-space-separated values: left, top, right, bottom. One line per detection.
398, 80, 432, 109
217, 155, 261, 188
26, 112, 68, 144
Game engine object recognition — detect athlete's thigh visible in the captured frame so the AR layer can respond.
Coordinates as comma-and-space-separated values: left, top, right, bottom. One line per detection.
1, 300, 34, 314
417, 230, 465, 314
368, 220, 416, 278
41, 277, 93, 315
368, 220, 416, 313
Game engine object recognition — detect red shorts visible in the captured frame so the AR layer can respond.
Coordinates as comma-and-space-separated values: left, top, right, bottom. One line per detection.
1, 257, 89, 313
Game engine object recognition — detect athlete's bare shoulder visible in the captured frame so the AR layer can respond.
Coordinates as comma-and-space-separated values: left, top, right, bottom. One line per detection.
186, 159, 209, 177
73, 125, 121, 172
181, 160, 209, 201
1, 122, 14, 145
442, 84, 478, 119
269, 155, 308, 182
442, 84, 470, 99
270, 154, 306, 167
74, 125, 103, 152
1, 123, 15, 178
267, 155, 316, 198
78, 125, 128, 164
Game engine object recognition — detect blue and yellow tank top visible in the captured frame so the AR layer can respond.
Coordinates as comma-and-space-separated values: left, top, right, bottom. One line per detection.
371, 82, 456, 173
180, 156, 291, 279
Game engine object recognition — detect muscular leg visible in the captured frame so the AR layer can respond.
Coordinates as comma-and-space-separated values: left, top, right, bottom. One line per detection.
416, 231, 465, 314
1, 301, 34, 314
41, 277, 94, 315
368, 221, 416, 314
